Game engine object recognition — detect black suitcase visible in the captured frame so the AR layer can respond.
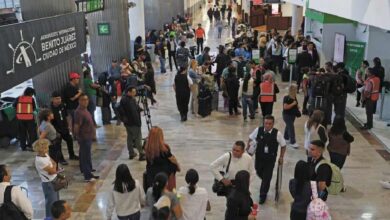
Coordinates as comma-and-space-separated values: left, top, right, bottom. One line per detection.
198, 96, 212, 117
282, 68, 290, 82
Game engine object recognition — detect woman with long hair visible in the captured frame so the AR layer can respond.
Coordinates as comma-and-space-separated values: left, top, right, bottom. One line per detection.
283, 85, 300, 149
188, 60, 201, 117
145, 61, 158, 107
225, 170, 254, 220
178, 169, 210, 220
304, 110, 327, 161
238, 72, 255, 120
106, 164, 145, 220
289, 160, 312, 220
327, 117, 354, 169
173, 66, 192, 121
146, 172, 183, 220
144, 127, 180, 191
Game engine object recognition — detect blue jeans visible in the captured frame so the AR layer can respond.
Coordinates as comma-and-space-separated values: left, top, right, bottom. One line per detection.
42, 181, 59, 218
159, 56, 166, 73
78, 139, 93, 179
283, 113, 296, 144
118, 211, 141, 220
242, 94, 254, 118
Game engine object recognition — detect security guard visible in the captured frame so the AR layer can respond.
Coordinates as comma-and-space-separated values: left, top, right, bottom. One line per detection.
259, 72, 279, 118
14, 87, 38, 151
248, 115, 286, 204
361, 67, 380, 129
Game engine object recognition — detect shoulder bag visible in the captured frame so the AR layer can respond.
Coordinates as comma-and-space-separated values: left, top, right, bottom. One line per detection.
212, 152, 232, 196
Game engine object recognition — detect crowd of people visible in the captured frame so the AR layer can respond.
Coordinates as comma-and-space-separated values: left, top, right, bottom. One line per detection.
1, 0, 390, 219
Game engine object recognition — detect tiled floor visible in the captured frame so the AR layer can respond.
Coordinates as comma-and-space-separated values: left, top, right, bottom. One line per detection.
1, 3, 390, 220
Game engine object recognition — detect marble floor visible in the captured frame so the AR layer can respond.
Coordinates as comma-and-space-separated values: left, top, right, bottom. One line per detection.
1, 3, 390, 220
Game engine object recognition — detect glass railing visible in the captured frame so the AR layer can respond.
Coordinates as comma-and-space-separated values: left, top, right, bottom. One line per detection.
0, 0, 19, 9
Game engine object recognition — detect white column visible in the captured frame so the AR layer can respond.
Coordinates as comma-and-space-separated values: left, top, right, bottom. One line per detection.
128, 0, 146, 60
291, 4, 303, 36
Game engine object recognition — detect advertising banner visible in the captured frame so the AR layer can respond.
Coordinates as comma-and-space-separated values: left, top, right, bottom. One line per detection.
345, 41, 365, 78
0, 12, 86, 92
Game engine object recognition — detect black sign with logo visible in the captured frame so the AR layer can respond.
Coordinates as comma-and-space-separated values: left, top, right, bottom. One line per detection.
0, 12, 86, 92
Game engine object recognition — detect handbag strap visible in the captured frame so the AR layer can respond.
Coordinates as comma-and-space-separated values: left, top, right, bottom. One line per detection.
225, 152, 232, 174
310, 181, 318, 199
4, 185, 14, 203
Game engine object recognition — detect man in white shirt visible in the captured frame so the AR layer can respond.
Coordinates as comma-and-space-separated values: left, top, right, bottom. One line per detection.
0, 164, 33, 219
210, 141, 256, 193
248, 115, 286, 204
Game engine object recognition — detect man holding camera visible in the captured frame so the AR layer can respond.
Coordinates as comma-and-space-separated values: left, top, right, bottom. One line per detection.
119, 86, 146, 161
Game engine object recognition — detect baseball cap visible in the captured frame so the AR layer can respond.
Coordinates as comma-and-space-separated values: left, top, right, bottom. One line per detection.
69, 72, 80, 80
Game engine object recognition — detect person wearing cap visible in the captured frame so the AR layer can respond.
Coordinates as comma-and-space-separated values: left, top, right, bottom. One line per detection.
14, 87, 38, 151
62, 72, 82, 133
195, 23, 206, 54
50, 91, 79, 160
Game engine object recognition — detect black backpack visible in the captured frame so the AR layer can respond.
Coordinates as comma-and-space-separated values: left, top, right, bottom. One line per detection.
0, 186, 28, 220
331, 74, 344, 96
312, 74, 329, 97
115, 100, 129, 124
344, 74, 357, 93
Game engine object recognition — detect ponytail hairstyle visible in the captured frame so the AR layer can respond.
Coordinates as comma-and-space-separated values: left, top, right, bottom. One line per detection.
185, 169, 199, 195
152, 172, 168, 201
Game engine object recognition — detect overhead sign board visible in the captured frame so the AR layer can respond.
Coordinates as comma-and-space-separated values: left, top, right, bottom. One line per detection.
0, 12, 86, 92
75, 0, 104, 13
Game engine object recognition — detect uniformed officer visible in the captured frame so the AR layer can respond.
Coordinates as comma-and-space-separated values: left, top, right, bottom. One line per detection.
248, 115, 286, 204
361, 67, 380, 130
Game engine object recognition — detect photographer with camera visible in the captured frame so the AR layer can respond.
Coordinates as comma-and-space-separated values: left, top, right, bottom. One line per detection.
117, 86, 146, 161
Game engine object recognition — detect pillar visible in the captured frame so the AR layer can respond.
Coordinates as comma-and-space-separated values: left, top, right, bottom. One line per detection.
291, 5, 303, 36
86, 0, 130, 74
20, 0, 83, 106
129, 0, 146, 60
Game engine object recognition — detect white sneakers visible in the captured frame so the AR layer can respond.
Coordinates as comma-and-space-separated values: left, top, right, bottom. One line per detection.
380, 181, 390, 189
289, 143, 300, 149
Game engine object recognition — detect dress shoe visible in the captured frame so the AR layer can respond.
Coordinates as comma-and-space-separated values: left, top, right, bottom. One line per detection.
139, 153, 146, 161
69, 155, 79, 160
59, 160, 69, 166
129, 153, 138, 160
259, 195, 267, 205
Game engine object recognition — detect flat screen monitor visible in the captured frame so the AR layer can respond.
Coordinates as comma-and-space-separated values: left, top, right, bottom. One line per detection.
333, 33, 346, 63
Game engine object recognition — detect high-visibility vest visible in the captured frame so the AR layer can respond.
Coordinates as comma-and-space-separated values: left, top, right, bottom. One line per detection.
16, 96, 34, 120
259, 81, 274, 103
365, 76, 380, 101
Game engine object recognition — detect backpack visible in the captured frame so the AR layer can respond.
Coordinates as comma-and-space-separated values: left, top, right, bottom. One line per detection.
312, 74, 329, 97
306, 181, 331, 220
0, 186, 28, 220
196, 54, 204, 65
315, 159, 344, 195
344, 74, 357, 93
115, 100, 129, 124
331, 74, 344, 96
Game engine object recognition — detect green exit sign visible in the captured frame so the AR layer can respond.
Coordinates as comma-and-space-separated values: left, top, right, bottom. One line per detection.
97, 23, 110, 35
87, 0, 104, 12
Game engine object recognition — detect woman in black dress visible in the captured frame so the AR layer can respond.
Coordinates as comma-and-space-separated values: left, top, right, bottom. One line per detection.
225, 170, 254, 220
173, 66, 192, 121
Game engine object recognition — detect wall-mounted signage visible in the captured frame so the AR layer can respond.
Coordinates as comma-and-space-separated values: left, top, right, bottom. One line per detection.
0, 12, 86, 92
97, 23, 110, 35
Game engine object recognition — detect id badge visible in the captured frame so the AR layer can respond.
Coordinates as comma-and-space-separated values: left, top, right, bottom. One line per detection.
264, 146, 269, 154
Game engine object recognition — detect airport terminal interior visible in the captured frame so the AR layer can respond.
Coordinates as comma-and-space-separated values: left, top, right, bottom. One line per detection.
0, 0, 390, 220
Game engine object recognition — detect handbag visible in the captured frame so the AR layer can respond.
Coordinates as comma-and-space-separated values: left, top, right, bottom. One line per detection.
42, 173, 69, 192
212, 152, 232, 196
295, 108, 302, 118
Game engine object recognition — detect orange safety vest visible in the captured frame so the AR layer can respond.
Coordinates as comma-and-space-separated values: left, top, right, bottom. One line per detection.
259, 81, 275, 103
16, 96, 34, 120
365, 76, 380, 101
195, 28, 205, 39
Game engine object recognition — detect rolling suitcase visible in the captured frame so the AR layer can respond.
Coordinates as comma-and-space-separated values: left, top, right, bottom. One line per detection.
198, 95, 212, 117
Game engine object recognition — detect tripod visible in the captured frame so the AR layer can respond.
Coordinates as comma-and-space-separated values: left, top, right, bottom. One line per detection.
137, 90, 152, 131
